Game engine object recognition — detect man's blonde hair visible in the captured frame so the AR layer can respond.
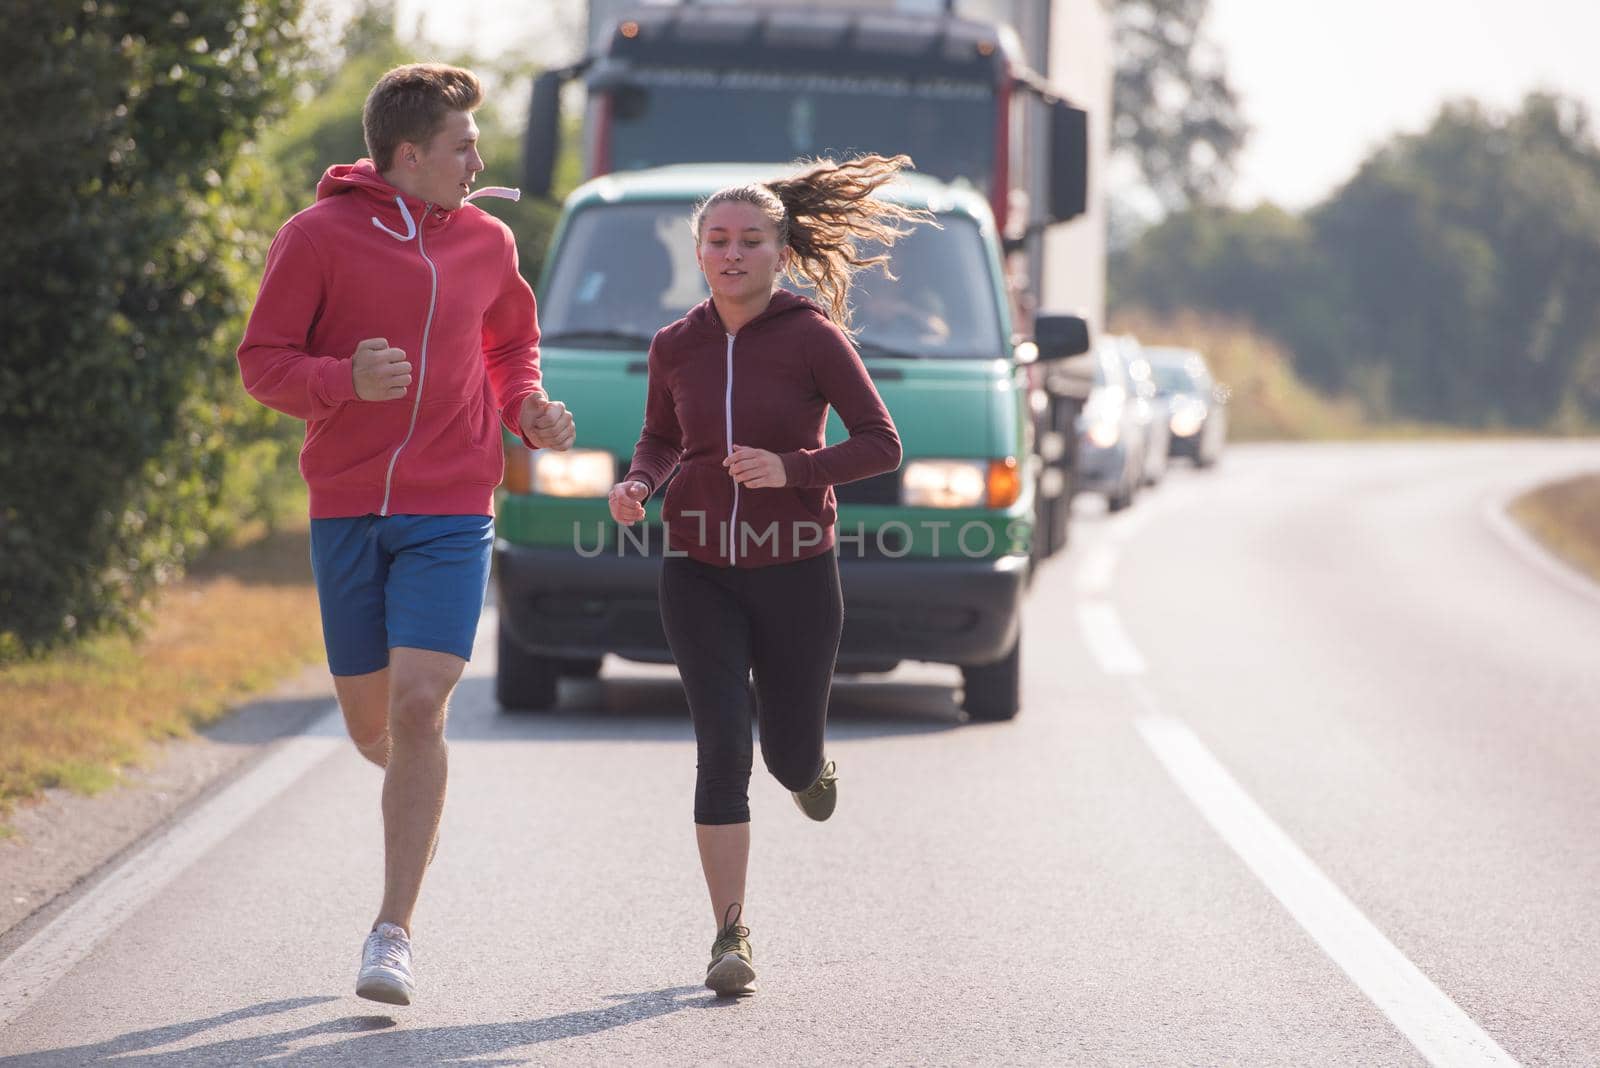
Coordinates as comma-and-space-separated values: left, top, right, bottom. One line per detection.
362, 63, 483, 172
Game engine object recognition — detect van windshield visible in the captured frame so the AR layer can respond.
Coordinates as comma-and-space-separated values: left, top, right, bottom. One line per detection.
539, 203, 1006, 359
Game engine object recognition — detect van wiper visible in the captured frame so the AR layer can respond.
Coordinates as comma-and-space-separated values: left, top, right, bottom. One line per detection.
854, 340, 925, 361
541, 329, 655, 349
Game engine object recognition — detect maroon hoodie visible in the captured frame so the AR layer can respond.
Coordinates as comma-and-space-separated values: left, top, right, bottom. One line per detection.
625, 291, 902, 567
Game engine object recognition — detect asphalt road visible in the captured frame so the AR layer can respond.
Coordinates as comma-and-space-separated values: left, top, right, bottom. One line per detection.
2, 440, 1598, 1066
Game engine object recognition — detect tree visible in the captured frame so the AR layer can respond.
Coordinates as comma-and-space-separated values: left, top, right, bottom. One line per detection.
260, 2, 567, 288
0, 0, 306, 656
1312, 94, 1600, 425
1112, 0, 1248, 211
1112, 91, 1600, 429
1110, 202, 1347, 389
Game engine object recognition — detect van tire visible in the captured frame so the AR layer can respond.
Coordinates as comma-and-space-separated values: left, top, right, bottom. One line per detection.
962, 636, 1020, 721
497, 624, 559, 711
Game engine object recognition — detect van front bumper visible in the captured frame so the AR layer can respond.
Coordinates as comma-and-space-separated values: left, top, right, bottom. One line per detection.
495, 541, 1027, 669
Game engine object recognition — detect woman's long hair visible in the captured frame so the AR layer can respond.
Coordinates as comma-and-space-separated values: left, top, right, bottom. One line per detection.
692, 154, 934, 334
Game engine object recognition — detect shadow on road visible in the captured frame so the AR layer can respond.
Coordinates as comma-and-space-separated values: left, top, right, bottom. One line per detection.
202, 690, 334, 747
0, 986, 715, 1065
451, 670, 965, 743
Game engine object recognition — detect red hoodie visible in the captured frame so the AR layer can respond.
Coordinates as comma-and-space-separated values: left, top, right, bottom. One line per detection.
237, 161, 542, 519
625, 291, 902, 567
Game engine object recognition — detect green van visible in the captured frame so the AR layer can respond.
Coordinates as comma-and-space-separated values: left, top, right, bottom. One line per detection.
496, 165, 1087, 721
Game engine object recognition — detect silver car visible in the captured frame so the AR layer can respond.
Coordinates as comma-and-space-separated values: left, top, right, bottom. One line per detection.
1074, 335, 1147, 511
1144, 346, 1228, 467
1123, 343, 1171, 487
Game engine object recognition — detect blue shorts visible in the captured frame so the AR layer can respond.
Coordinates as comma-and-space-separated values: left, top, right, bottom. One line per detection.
309, 514, 494, 677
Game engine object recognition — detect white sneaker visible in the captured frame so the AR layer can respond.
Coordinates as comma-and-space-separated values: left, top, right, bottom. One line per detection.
356, 922, 416, 1005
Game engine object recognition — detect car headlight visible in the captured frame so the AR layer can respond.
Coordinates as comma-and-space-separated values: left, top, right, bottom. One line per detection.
530, 449, 614, 497
1082, 387, 1124, 448
1086, 416, 1121, 449
1169, 398, 1206, 438
902, 460, 987, 508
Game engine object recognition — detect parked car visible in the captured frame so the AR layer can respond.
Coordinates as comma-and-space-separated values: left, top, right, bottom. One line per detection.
1144, 346, 1227, 467
1123, 344, 1170, 487
1073, 334, 1147, 511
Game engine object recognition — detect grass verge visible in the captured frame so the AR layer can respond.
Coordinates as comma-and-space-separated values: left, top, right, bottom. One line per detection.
1508, 474, 1600, 587
1108, 309, 1519, 442
0, 519, 323, 832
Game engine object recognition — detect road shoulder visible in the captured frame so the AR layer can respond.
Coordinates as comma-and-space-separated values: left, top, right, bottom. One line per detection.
0, 663, 335, 946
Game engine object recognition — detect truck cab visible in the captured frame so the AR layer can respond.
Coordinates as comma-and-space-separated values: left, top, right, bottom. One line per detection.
496, 165, 1087, 720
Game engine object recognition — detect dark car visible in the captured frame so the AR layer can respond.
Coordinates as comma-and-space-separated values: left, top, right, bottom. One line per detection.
1144, 346, 1227, 467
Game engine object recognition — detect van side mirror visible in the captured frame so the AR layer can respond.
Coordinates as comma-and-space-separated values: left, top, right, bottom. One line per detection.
1048, 101, 1089, 223
524, 70, 564, 198
1035, 314, 1091, 360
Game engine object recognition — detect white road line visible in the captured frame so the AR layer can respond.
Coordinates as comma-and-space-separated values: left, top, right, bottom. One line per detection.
1480, 493, 1600, 609
1075, 602, 1147, 676
1075, 542, 1118, 595
0, 709, 344, 1030
1133, 700, 1519, 1068
1077, 511, 1516, 1066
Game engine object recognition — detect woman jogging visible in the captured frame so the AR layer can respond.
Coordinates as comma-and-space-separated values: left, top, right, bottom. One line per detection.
609, 154, 924, 996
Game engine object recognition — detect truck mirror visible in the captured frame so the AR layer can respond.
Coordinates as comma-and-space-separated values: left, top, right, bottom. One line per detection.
1048, 101, 1089, 223
1034, 314, 1091, 360
524, 70, 564, 198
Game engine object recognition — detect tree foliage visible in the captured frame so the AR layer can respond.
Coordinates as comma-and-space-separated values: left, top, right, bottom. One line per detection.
1112, 0, 1248, 210
261, 1, 565, 287
1112, 92, 1600, 429
0, 0, 306, 657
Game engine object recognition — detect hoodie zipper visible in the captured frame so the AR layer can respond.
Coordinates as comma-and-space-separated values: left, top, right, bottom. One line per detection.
380, 201, 440, 516
724, 331, 739, 565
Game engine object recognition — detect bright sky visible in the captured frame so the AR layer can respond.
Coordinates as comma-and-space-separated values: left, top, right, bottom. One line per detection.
1210, 0, 1600, 208
325, 0, 1600, 211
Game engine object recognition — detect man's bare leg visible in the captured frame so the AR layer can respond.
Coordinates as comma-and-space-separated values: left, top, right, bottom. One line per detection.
374, 646, 464, 934
335, 669, 392, 768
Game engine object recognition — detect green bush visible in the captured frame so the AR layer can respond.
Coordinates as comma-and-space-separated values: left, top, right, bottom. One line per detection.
0, 0, 306, 658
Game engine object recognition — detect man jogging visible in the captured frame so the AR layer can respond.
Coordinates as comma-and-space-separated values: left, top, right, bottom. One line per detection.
237, 63, 574, 1005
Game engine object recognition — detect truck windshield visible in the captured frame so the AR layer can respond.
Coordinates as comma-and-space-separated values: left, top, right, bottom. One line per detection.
607, 75, 995, 193
539, 202, 1006, 359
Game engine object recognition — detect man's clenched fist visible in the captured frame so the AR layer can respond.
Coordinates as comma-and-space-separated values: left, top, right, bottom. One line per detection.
351, 338, 411, 401
520, 391, 576, 451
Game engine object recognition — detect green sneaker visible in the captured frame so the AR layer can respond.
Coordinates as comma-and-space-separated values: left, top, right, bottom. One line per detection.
791, 759, 838, 821
705, 903, 757, 996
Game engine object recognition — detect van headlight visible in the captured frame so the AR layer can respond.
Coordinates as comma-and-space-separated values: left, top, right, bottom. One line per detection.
902, 460, 987, 508
530, 449, 614, 497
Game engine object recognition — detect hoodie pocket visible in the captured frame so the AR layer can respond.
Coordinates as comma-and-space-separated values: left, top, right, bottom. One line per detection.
661, 463, 731, 556
404, 400, 500, 489
300, 403, 410, 489
732, 485, 834, 559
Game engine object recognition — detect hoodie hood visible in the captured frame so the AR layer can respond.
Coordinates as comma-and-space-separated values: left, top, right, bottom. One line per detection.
688, 288, 827, 337
316, 159, 404, 204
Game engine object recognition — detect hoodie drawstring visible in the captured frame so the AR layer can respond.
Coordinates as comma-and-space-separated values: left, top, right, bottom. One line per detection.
464, 186, 521, 204
371, 196, 417, 242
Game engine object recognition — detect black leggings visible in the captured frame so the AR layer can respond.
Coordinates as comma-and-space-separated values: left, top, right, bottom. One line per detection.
659, 551, 843, 825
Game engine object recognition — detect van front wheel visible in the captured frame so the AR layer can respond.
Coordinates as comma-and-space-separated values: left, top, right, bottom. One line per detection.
497, 623, 559, 711
961, 636, 1021, 721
